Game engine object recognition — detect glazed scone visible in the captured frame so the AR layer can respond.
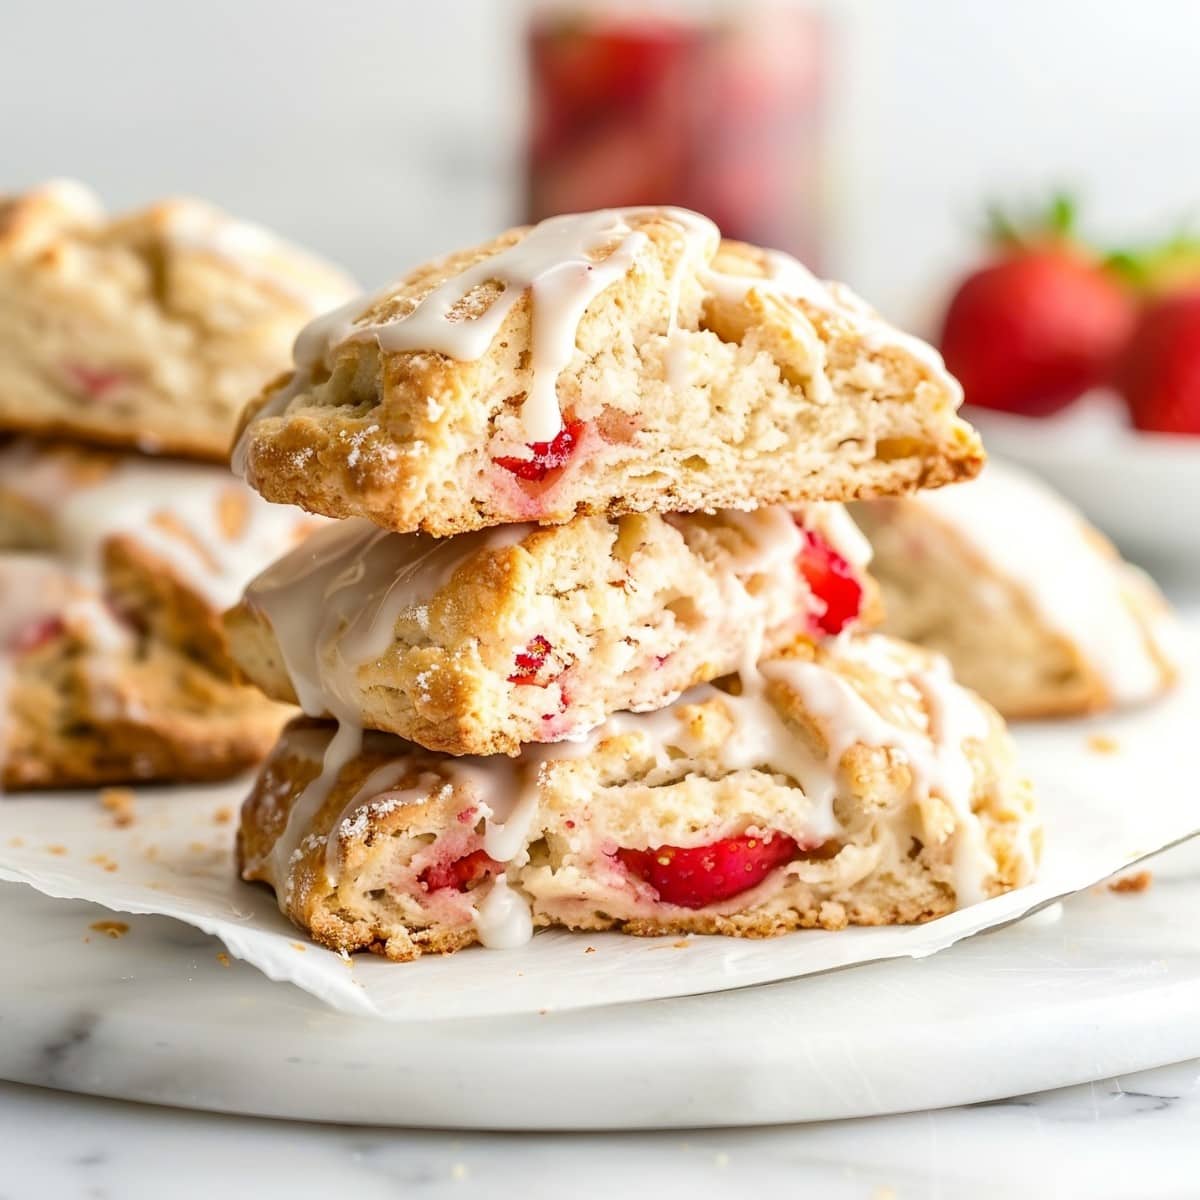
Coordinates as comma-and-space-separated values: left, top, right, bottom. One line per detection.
238, 635, 1040, 960
0, 437, 321, 674
1, 556, 290, 788
854, 462, 1177, 718
233, 207, 983, 535
0, 181, 356, 460
225, 502, 878, 756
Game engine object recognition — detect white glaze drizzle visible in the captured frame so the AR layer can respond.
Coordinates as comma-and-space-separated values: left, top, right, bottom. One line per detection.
0, 439, 315, 610
283, 629, 1010, 944
232, 207, 721, 475
908, 461, 1166, 704
249, 518, 530, 892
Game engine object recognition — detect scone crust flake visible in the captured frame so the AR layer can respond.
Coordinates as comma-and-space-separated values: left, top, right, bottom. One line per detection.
236, 207, 982, 534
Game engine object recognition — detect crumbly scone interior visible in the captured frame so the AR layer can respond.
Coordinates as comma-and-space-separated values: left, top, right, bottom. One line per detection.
234, 208, 982, 534
0, 181, 356, 458
225, 500, 877, 755
0, 439, 318, 788
239, 636, 1040, 960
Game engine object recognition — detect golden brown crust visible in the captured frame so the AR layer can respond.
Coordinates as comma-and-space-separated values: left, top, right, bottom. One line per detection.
0, 437, 321, 676
4, 609, 291, 789
224, 506, 880, 756
0, 181, 356, 461
238, 636, 1040, 959
855, 468, 1177, 719
236, 209, 982, 533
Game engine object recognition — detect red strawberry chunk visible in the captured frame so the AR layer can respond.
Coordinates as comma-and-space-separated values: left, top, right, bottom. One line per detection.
420, 849, 501, 893
797, 528, 863, 635
494, 419, 585, 482
509, 634, 554, 686
64, 363, 128, 401
7, 615, 65, 656
617, 832, 799, 909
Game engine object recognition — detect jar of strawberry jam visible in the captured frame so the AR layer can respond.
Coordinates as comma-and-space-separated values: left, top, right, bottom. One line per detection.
525, 0, 827, 264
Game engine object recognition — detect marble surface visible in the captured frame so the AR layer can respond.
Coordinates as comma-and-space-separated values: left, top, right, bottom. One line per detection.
4, 1060, 1199, 1199
3, 841, 1200, 1132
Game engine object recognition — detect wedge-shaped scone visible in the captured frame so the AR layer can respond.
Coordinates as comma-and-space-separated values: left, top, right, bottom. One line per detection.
233, 206, 982, 535
0, 181, 356, 460
225, 501, 878, 756
238, 635, 1040, 960
1, 556, 291, 788
0, 437, 321, 674
855, 462, 1176, 718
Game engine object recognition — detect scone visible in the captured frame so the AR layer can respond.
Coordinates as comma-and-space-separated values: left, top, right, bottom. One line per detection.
1, 555, 290, 788
0, 437, 321, 674
224, 502, 878, 756
0, 181, 356, 460
238, 635, 1040, 960
854, 461, 1176, 718
233, 206, 983, 536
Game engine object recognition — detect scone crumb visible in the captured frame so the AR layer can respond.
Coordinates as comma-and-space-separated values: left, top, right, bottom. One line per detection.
1108, 870, 1152, 894
672, 939, 690, 949
7, 836, 24, 848
213, 806, 234, 825
89, 920, 129, 939
99, 787, 137, 827
584, 945, 596, 954
45, 844, 68, 856
216, 952, 231, 968
1087, 734, 1120, 755
88, 853, 119, 873
291, 942, 308, 952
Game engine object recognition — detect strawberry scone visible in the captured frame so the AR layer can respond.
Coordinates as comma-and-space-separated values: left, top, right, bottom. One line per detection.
0, 181, 356, 460
855, 462, 1176, 718
238, 635, 1040, 959
224, 501, 877, 756
0, 555, 289, 788
0, 437, 321, 675
233, 207, 983, 536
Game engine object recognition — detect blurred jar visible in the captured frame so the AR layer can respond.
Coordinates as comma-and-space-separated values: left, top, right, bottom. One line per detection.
525, 0, 827, 264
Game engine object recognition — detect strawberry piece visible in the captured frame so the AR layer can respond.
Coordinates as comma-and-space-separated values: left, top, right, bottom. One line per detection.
617, 832, 799, 909
938, 196, 1134, 416
493, 419, 585, 482
420, 849, 500, 893
797, 529, 862, 635
1115, 291, 1200, 434
508, 634, 554, 685
64, 363, 128, 401
7, 615, 65, 655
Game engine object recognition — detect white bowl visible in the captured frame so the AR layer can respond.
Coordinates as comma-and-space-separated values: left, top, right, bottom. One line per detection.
967, 393, 1200, 568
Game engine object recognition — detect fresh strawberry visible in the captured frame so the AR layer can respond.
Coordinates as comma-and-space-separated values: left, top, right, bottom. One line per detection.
616, 832, 799, 909
420, 849, 500, 893
509, 634, 554, 686
1114, 290, 1200, 434
494, 419, 585, 483
939, 196, 1134, 416
797, 528, 862, 635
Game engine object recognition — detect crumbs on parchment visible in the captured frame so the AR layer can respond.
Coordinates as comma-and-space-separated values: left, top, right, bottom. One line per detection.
1108, 870, 1152, 894
1087, 734, 1120, 755
212, 806, 234, 826
99, 787, 137, 827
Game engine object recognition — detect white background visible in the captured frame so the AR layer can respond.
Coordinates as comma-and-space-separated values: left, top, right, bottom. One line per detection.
3, 0, 1198, 328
